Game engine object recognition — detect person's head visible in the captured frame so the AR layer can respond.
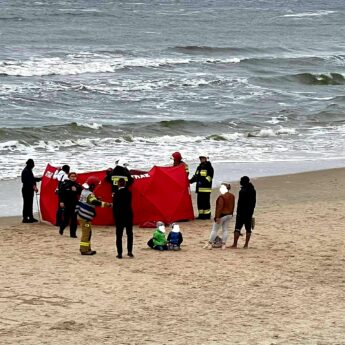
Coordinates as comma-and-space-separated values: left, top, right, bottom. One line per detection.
156, 221, 165, 233
62, 165, 70, 174
85, 176, 100, 191
219, 183, 231, 195
115, 158, 129, 168
118, 178, 126, 188
172, 151, 182, 163
199, 154, 208, 163
26, 159, 35, 169
68, 172, 77, 182
240, 176, 250, 187
171, 223, 180, 233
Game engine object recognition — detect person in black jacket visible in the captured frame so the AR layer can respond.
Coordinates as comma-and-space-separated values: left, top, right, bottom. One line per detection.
189, 155, 214, 219
231, 176, 256, 249
21, 159, 41, 223
58, 172, 82, 238
113, 178, 134, 259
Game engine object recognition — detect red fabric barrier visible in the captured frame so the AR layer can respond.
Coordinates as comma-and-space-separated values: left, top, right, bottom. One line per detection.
40, 164, 194, 226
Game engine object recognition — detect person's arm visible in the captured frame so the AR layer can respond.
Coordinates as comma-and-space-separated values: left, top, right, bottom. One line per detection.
179, 233, 183, 245
215, 196, 224, 220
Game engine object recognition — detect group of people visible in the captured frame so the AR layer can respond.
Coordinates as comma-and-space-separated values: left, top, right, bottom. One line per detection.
21, 152, 256, 258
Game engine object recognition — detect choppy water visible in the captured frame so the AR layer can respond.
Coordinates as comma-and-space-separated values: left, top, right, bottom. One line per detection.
1, 0, 345, 179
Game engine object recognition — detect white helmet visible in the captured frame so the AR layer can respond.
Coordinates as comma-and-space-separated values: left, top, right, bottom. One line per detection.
199, 154, 208, 159
115, 158, 129, 167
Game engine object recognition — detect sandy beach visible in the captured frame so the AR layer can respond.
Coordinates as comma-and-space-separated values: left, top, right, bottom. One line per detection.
1, 168, 345, 345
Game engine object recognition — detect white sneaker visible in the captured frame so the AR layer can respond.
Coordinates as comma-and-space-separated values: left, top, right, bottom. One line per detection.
203, 243, 212, 250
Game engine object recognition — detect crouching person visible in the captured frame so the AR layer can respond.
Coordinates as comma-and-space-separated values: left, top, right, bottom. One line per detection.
77, 176, 112, 255
147, 221, 168, 251
167, 223, 183, 250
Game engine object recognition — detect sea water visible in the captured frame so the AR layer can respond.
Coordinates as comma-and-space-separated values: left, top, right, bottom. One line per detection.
0, 0, 345, 215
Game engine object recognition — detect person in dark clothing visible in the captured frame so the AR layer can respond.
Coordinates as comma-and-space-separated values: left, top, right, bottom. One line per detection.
53, 164, 70, 227
189, 155, 214, 219
58, 172, 82, 238
105, 158, 134, 195
167, 223, 183, 250
21, 159, 41, 223
231, 176, 256, 249
113, 178, 134, 259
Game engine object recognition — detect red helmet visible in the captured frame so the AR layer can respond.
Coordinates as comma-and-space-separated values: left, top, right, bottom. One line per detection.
86, 176, 100, 188
172, 151, 182, 161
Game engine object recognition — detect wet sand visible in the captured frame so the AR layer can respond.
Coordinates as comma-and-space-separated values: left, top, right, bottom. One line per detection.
1, 168, 345, 344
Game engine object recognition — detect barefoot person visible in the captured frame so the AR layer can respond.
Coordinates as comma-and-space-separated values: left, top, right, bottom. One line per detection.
204, 183, 235, 250
231, 176, 256, 249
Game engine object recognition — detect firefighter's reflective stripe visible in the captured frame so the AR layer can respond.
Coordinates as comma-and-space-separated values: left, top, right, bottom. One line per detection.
198, 187, 212, 193
111, 175, 129, 186
206, 176, 212, 183
200, 170, 207, 177
80, 241, 90, 247
198, 209, 211, 214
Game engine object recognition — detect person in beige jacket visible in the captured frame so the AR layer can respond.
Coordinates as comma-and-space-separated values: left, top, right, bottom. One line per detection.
204, 183, 235, 250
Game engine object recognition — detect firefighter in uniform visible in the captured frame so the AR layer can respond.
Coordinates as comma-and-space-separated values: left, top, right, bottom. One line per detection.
105, 158, 134, 220
77, 176, 112, 255
189, 154, 214, 219
171, 151, 189, 176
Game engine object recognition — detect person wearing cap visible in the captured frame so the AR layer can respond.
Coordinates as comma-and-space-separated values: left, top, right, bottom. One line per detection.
231, 176, 256, 249
53, 164, 70, 227
171, 152, 189, 175
76, 176, 112, 255
189, 155, 214, 219
21, 159, 42, 223
113, 178, 134, 259
204, 183, 235, 250
147, 221, 168, 251
167, 223, 184, 250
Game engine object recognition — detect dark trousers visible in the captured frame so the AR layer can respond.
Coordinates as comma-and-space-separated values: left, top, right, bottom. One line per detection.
60, 205, 78, 237
116, 223, 133, 256
22, 188, 34, 220
55, 201, 63, 227
197, 192, 211, 219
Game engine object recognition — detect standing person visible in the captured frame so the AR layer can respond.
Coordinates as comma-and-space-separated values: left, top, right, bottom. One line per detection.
189, 154, 214, 219
231, 176, 256, 249
105, 158, 134, 194
76, 176, 112, 255
58, 172, 82, 238
53, 164, 70, 227
113, 178, 134, 259
21, 159, 41, 223
204, 183, 235, 250
171, 151, 189, 175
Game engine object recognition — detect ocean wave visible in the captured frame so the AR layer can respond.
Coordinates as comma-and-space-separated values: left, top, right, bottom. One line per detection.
248, 127, 297, 138
281, 10, 336, 18
0, 54, 241, 77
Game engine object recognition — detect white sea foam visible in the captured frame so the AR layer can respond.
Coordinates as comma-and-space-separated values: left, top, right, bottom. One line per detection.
282, 10, 336, 18
0, 54, 242, 77
76, 122, 103, 129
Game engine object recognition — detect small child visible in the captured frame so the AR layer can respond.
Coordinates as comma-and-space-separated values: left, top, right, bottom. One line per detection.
167, 223, 183, 250
147, 221, 168, 251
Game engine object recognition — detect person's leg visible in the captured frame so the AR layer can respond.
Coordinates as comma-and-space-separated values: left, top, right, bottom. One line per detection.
79, 219, 94, 254
147, 238, 154, 248
69, 207, 78, 238
243, 218, 252, 248
203, 193, 211, 220
126, 223, 133, 256
221, 215, 231, 249
116, 225, 124, 258
196, 193, 203, 219
22, 189, 30, 221
59, 206, 69, 235
204, 222, 220, 249
231, 216, 243, 248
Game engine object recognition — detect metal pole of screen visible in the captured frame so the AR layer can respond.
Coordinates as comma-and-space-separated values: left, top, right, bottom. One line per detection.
35, 192, 41, 222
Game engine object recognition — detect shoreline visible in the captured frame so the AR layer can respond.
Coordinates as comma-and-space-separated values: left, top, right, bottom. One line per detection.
1, 165, 344, 223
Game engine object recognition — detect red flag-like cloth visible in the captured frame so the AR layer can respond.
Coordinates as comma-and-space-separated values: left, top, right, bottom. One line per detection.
40, 164, 194, 226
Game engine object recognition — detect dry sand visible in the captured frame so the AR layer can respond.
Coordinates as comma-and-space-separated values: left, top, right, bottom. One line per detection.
1, 168, 345, 345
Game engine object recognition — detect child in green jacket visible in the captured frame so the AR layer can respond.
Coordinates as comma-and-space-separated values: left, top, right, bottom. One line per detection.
147, 221, 168, 251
